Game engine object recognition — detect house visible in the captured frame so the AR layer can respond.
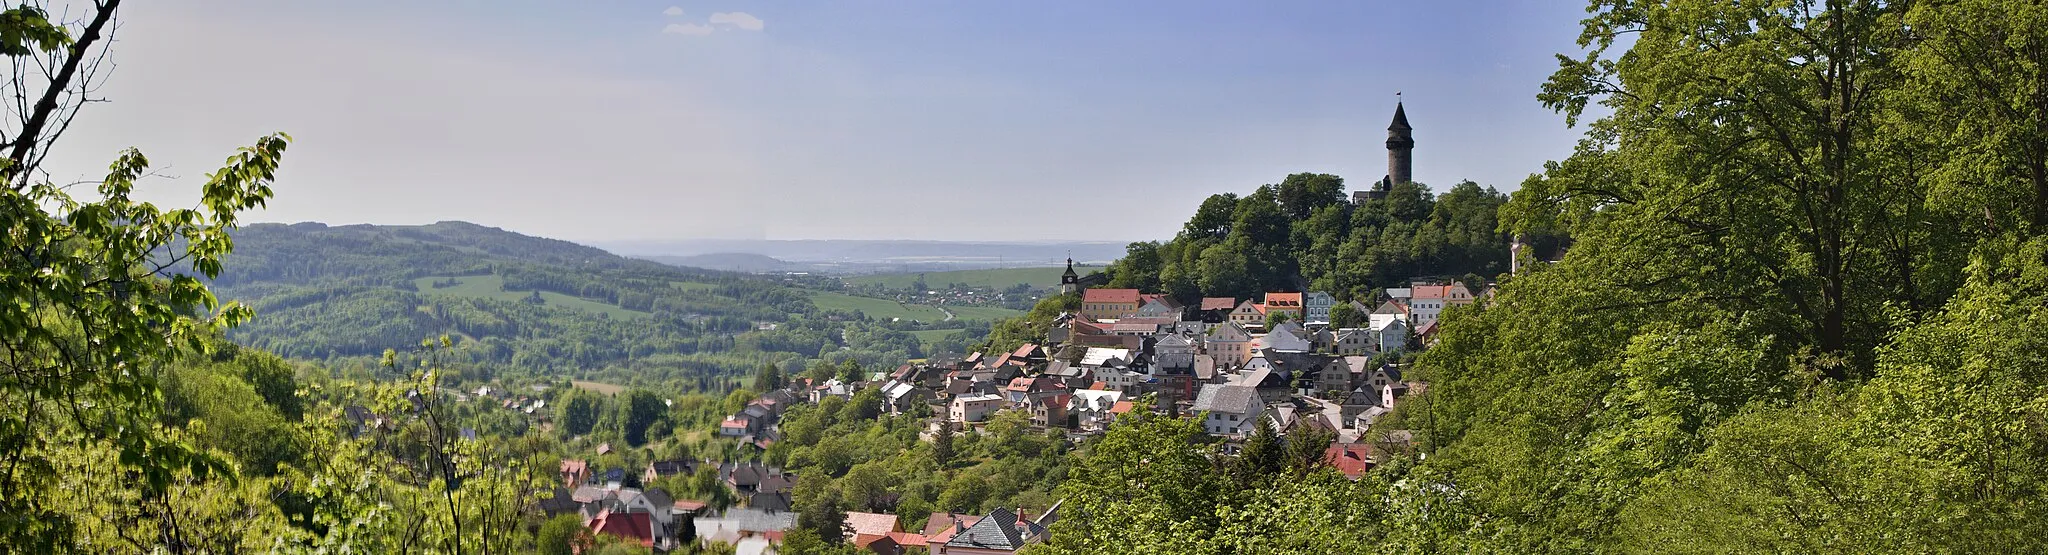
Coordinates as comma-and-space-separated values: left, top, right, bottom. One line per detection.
1314, 356, 1372, 397
1263, 292, 1304, 321
1370, 318, 1409, 354
1079, 288, 1143, 321
645, 459, 696, 486
587, 508, 655, 549
1028, 391, 1071, 429
1407, 281, 1476, 326
561, 459, 591, 489
1303, 292, 1336, 325
1205, 322, 1254, 369
1261, 322, 1313, 353
1069, 390, 1125, 432
950, 394, 1003, 423
1228, 299, 1267, 328
881, 381, 930, 415
1333, 328, 1373, 356
1198, 297, 1238, 323
846, 512, 899, 541
1369, 300, 1411, 329
1133, 296, 1184, 319
1191, 384, 1263, 438
933, 506, 1055, 555
1325, 443, 1376, 480
812, 378, 856, 404
694, 508, 798, 550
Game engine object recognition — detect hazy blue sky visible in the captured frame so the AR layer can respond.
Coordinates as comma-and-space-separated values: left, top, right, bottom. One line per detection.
50, 0, 1593, 242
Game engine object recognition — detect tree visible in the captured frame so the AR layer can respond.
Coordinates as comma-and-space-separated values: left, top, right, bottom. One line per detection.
796, 483, 848, 545
932, 420, 956, 468
0, 2, 293, 548
1329, 302, 1364, 329
536, 514, 586, 555
1264, 310, 1292, 329
558, 390, 602, 437
621, 389, 667, 446
751, 363, 785, 392
1231, 418, 1285, 488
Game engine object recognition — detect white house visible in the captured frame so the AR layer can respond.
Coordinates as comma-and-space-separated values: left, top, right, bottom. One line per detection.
950, 394, 1003, 423
1303, 292, 1336, 325
1191, 384, 1264, 438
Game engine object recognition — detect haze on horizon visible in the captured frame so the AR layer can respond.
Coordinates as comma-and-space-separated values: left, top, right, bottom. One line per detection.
46, 0, 1590, 243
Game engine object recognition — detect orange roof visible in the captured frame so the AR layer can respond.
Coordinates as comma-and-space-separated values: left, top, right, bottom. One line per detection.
890, 531, 930, 546
1108, 401, 1136, 414
1082, 288, 1142, 304
1200, 297, 1238, 311
1265, 292, 1302, 308
1411, 285, 1453, 299
673, 499, 709, 512
1010, 344, 1039, 359
1089, 381, 1110, 390
853, 533, 890, 548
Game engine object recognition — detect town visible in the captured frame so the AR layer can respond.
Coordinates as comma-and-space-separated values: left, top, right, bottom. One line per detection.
530, 103, 1505, 554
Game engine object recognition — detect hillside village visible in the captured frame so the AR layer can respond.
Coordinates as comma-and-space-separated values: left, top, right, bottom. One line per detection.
527, 102, 1510, 554
540, 272, 1476, 553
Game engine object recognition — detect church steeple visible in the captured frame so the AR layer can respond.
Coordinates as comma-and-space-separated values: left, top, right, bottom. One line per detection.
1061, 256, 1079, 294
1385, 98, 1414, 185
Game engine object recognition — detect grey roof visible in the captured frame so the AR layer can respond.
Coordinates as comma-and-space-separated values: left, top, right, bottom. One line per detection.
1191, 384, 1262, 416
946, 507, 1044, 550
1263, 330, 1312, 352
712, 508, 797, 532
1156, 334, 1192, 348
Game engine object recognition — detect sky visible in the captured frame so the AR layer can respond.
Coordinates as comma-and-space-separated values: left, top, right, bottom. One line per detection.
47, 0, 1596, 243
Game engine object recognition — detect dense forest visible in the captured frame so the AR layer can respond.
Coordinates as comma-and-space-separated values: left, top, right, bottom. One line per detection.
1039, 0, 2048, 552
1101, 174, 1516, 303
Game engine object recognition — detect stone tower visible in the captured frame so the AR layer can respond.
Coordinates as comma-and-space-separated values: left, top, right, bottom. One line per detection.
1386, 101, 1414, 185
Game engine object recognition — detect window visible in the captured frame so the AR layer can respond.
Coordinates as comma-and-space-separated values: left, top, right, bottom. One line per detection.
1229, 414, 1238, 421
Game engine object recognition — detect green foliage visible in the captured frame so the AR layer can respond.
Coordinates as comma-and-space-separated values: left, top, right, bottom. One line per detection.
536, 514, 586, 555
1107, 175, 1508, 304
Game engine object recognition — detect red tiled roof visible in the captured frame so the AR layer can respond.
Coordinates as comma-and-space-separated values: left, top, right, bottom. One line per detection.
1006, 377, 1035, 391
1010, 344, 1039, 359
1200, 297, 1238, 311
586, 509, 654, 547
673, 499, 710, 512
1089, 382, 1110, 391
560, 459, 587, 474
1082, 288, 1141, 304
1108, 401, 1136, 414
1325, 443, 1375, 480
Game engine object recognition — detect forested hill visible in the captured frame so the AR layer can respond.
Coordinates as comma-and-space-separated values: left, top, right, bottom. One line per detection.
1099, 173, 1525, 303
205, 221, 876, 386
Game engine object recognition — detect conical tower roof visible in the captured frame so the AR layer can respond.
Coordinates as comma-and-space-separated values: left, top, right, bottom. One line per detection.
1388, 101, 1411, 131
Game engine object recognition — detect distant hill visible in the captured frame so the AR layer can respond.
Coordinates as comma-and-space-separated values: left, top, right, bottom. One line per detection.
208, 221, 821, 379
647, 252, 800, 273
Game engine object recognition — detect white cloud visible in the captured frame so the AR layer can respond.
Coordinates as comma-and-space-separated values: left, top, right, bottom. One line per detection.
662, 6, 683, 17
708, 12, 764, 31
662, 22, 714, 36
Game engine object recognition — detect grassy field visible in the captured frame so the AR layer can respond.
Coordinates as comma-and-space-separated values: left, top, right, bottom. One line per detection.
669, 281, 718, 292
805, 291, 1023, 323
571, 380, 627, 396
845, 265, 1095, 290
412, 275, 650, 319
910, 329, 961, 345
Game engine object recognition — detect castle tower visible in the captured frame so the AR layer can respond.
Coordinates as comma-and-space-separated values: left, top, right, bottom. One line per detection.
1386, 100, 1414, 185
1061, 257, 1079, 294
